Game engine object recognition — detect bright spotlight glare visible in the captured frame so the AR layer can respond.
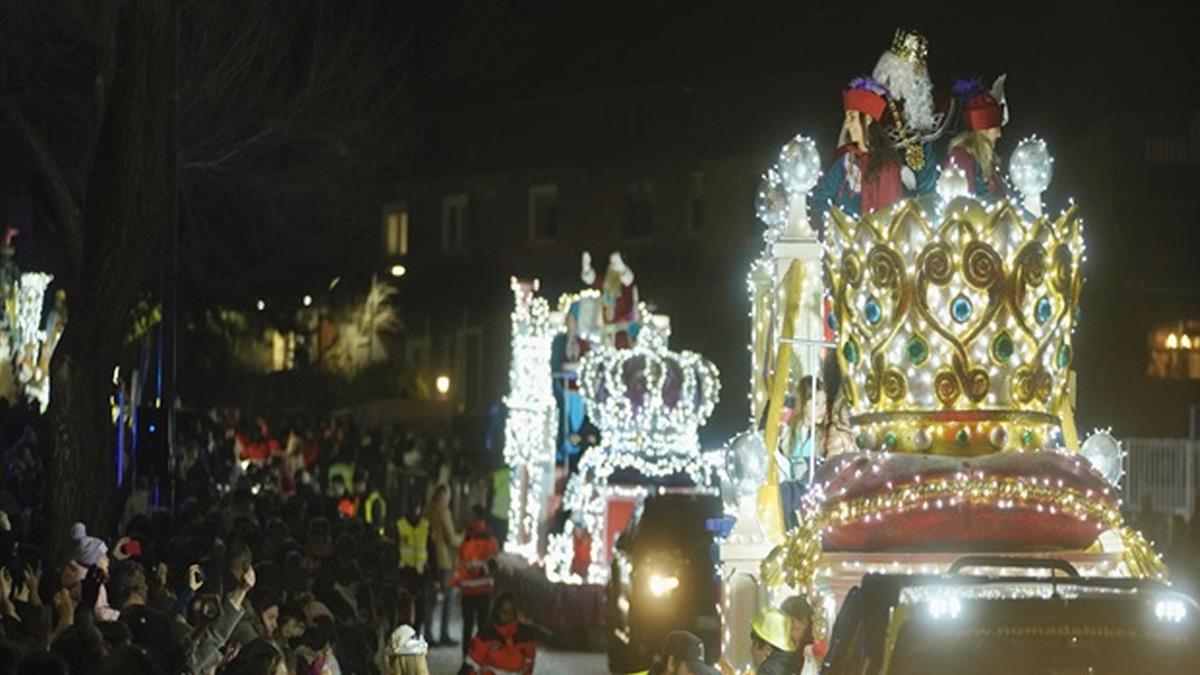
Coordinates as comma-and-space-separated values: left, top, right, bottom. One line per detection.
435, 376, 450, 395
1156, 599, 1187, 623
648, 573, 680, 598
928, 595, 962, 620
303, 295, 313, 307
390, 264, 407, 278
256, 299, 266, 311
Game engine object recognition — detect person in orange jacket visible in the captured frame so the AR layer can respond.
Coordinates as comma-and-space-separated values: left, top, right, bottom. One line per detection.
459, 592, 536, 675
455, 505, 499, 654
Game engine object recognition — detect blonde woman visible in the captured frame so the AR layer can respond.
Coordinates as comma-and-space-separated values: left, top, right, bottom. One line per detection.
947, 76, 1007, 199
422, 484, 461, 646
384, 625, 430, 675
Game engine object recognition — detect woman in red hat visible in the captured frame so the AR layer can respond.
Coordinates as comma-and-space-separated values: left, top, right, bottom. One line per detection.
811, 76, 903, 220
947, 77, 1007, 199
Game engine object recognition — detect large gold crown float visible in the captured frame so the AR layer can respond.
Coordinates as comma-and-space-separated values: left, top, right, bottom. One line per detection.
825, 197, 1083, 455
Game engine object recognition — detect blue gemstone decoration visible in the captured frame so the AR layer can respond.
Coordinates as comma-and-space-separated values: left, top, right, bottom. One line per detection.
1036, 297, 1053, 324
864, 297, 882, 325
827, 312, 839, 332
951, 295, 973, 323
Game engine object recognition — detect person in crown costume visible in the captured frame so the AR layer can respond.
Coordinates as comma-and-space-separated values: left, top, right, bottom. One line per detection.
871, 27, 949, 197
810, 76, 904, 219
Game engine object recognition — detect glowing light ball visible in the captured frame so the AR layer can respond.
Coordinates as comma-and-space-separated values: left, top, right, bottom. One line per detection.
1009, 136, 1053, 198
725, 431, 768, 496
776, 134, 821, 195
1081, 429, 1124, 487
936, 163, 970, 201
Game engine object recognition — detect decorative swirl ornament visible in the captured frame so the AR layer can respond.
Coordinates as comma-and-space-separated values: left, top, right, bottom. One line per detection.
868, 246, 903, 290
919, 243, 953, 285
963, 242, 1003, 290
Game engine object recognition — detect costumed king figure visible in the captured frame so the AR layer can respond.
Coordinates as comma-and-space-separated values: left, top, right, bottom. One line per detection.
948, 76, 1008, 199
872, 27, 945, 196
580, 251, 639, 349
811, 77, 904, 218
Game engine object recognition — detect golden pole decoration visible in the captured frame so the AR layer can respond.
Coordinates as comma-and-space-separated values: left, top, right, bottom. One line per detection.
757, 258, 806, 542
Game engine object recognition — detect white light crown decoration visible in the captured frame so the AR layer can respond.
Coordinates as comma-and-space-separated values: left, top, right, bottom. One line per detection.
546, 328, 722, 584
579, 338, 720, 459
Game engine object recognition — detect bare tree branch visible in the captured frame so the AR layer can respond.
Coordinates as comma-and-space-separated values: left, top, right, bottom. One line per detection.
0, 95, 83, 263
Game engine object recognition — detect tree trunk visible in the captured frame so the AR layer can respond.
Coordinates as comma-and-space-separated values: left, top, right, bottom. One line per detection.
42, 0, 171, 561
46, 327, 116, 561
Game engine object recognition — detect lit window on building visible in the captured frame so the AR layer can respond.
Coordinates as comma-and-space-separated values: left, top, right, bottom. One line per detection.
382, 203, 408, 256
1148, 322, 1200, 380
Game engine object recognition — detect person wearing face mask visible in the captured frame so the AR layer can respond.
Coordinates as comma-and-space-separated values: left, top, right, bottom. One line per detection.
810, 76, 904, 221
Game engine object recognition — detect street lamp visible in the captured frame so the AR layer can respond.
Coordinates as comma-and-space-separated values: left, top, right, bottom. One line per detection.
436, 375, 450, 396
390, 264, 407, 278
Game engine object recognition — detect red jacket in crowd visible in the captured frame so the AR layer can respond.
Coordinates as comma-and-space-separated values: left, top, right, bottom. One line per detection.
461, 620, 537, 675
455, 519, 499, 597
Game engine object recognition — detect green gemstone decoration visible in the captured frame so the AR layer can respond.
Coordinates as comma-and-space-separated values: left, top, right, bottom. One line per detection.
843, 339, 859, 365
956, 428, 971, 446
883, 431, 898, 448
906, 335, 929, 366
1021, 428, 1035, 447
856, 434, 868, 449
992, 331, 1015, 363
1057, 343, 1072, 369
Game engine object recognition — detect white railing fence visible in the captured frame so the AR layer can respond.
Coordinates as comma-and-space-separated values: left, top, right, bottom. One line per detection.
1123, 438, 1200, 548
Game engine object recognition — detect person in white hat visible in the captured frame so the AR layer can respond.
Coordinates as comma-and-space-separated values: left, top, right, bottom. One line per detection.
384, 624, 429, 675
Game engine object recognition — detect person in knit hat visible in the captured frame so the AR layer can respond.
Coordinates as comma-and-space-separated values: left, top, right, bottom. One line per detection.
70, 522, 108, 570
59, 522, 120, 621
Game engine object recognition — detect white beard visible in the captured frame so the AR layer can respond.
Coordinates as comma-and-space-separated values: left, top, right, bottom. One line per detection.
872, 51, 936, 132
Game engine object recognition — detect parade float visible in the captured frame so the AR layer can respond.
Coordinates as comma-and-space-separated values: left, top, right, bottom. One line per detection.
0, 230, 62, 412
501, 258, 722, 586
717, 28, 1164, 672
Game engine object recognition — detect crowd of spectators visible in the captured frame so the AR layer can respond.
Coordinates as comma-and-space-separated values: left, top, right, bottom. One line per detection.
0, 402, 527, 674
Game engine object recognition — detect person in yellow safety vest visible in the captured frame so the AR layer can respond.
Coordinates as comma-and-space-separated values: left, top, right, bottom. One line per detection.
397, 498, 435, 639
364, 490, 387, 532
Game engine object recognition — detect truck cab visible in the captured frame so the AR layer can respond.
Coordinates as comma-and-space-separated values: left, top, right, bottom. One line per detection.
608, 492, 724, 673
822, 556, 1200, 674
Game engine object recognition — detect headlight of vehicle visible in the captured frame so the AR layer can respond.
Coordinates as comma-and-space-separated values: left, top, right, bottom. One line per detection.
648, 572, 680, 598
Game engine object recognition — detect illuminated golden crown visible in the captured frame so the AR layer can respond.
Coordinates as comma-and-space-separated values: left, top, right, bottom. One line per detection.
825, 197, 1083, 455
889, 28, 928, 66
